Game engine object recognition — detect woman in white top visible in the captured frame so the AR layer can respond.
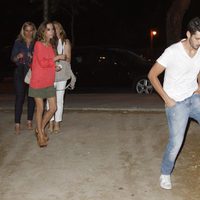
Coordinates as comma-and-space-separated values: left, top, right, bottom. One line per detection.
47, 21, 72, 133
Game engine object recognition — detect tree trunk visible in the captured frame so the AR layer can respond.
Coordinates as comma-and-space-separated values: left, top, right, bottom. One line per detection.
70, 5, 75, 47
166, 0, 191, 46
43, 0, 48, 21
71, 14, 75, 47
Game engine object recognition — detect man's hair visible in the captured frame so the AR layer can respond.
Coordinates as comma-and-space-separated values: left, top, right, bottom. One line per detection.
187, 17, 200, 35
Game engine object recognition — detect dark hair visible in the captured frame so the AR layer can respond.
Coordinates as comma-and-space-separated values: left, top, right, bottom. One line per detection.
187, 17, 200, 35
36, 21, 57, 51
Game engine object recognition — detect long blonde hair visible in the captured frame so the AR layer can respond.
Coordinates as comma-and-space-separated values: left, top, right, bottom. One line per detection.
18, 21, 37, 41
52, 21, 67, 43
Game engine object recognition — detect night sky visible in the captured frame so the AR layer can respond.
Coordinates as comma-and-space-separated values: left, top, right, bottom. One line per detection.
1, 0, 200, 54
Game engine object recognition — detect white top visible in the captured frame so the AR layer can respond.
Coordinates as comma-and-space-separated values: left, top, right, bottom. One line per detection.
57, 39, 64, 55
56, 39, 76, 88
157, 40, 200, 101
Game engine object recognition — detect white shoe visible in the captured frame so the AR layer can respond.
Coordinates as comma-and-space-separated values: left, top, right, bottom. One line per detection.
160, 174, 172, 190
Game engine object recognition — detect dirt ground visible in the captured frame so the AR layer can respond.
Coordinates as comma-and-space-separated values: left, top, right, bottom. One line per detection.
0, 110, 200, 200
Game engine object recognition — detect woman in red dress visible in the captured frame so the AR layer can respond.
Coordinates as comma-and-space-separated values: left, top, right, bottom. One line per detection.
29, 21, 65, 147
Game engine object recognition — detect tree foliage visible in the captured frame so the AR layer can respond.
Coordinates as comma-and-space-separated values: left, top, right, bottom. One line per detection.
30, 0, 101, 45
166, 0, 191, 46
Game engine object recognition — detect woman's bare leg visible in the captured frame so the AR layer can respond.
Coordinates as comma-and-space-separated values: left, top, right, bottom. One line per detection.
42, 96, 57, 132
34, 98, 44, 134
34, 97, 47, 147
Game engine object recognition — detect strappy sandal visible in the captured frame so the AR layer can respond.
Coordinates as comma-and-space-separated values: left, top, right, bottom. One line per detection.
35, 129, 48, 148
54, 122, 60, 134
27, 121, 33, 130
15, 123, 20, 135
35, 129, 49, 141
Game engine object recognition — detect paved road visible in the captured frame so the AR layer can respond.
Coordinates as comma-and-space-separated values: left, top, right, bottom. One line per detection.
0, 78, 164, 112
0, 92, 164, 112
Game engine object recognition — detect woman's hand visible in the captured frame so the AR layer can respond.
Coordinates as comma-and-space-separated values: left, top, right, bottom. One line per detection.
54, 54, 66, 62
59, 54, 66, 60
54, 55, 60, 62
17, 53, 24, 59
16, 53, 25, 63
16, 53, 24, 61
55, 63, 62, 72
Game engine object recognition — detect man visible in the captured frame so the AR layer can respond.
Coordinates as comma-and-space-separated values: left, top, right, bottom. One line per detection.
148, 17, 200, 190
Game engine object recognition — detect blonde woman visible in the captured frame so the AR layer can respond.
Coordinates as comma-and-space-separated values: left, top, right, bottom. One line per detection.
11, 22, 37, 134
47, 21, 74, 134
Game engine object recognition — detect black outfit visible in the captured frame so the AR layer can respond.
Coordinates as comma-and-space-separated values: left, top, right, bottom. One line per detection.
11, 39, 35, 123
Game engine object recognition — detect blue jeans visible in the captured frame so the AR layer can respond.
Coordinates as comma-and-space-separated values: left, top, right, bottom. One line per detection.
161, 94, 200, 175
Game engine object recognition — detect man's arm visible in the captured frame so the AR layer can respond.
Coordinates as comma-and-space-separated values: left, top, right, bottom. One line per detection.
148, 62, 176, 107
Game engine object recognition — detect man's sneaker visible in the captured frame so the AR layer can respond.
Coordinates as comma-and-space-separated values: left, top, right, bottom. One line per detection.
160, 174, 172, 190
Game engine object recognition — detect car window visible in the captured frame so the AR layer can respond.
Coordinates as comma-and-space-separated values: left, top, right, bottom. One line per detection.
95, 51, 120, 66
118, 50, 149, 67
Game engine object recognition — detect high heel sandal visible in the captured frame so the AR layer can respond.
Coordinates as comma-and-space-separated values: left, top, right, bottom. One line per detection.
27, 121, 33, 130
15, 123, 20, 135
54, 122, 60, 134
35, 129, 48, 148
35, 129, 49, 141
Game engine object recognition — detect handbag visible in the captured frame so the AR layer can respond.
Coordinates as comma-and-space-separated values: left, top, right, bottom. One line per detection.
55, 60, 72, 82
24, 68, 31, 84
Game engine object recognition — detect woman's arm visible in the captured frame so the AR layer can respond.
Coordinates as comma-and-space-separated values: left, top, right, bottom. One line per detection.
11, 40, 23, 63
34, 42, 55, 68
63, 39, 71, 63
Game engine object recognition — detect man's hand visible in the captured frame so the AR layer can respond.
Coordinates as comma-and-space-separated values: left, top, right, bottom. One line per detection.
165, 98, 176, 108
193, 89, 200, 94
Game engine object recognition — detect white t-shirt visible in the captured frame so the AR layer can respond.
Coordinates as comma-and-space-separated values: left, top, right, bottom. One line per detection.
157, 40, 200, 101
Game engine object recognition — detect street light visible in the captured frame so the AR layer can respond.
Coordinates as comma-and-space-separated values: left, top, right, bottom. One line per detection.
150, 29, 157, 58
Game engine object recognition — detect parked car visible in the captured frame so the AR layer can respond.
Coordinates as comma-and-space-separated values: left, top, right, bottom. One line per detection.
0, 45, 156, 95
71, 46, 154, 94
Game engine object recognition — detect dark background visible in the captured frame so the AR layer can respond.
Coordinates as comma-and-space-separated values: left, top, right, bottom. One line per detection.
1, 0, 200, 57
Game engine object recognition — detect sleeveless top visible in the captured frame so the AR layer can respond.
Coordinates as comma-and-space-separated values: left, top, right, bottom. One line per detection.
57, 39, 64, 55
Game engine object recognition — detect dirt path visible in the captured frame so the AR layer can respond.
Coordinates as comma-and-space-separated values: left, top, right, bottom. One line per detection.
0, 111, 200, 200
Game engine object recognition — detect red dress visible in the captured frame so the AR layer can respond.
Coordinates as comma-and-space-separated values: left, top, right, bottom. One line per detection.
30, 41, 55, 89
